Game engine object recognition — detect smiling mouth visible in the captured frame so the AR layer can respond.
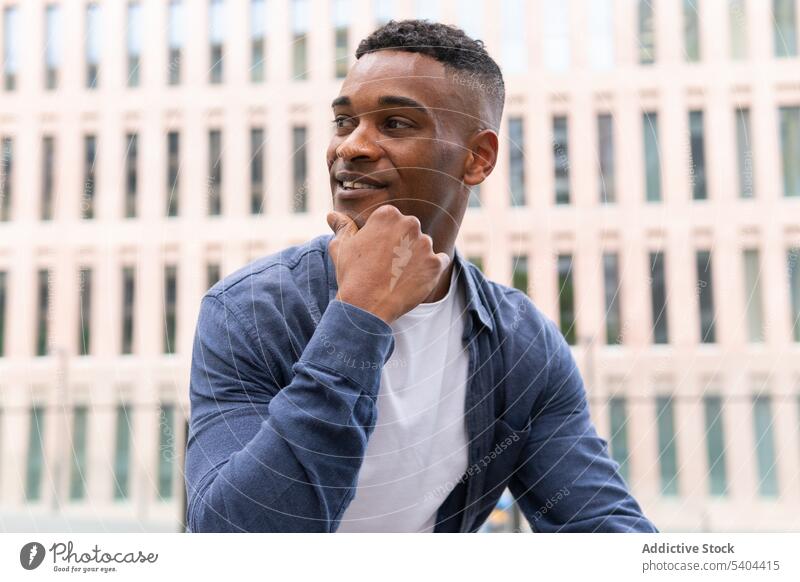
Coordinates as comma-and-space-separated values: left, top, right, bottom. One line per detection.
338, 179, 386, 191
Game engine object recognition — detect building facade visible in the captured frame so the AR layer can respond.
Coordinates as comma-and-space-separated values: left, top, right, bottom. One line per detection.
0, 0, 799, 532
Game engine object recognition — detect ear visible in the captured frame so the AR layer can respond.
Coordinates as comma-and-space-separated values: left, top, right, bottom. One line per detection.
462, 129, 499, 187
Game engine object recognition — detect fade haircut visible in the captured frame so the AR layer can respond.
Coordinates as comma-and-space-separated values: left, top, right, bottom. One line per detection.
355, 19, 505, 130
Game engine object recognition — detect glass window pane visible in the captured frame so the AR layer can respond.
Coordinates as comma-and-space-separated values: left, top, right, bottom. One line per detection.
644, 112, 661, 202
45, 5, 62, 89
168, 0, 183, 84
608, 396, 630, 482
509, 117, 525, 207
553, 116, 570, 205
36, 269, 50, 356
250, 128, 265, 214
375, 0, 393, 25
127, 2, 142, 86
415, 0, 440, 22
113, 404, 132, 500
86, 3, 101, 88
125, 134, 138, 218
689, 110, 707, 200
69, 406, 89, 500
753, 394, 779, 497
293, 126, 308, 212
3, 7, 19, 90
0, 271, 6, 356
743, 249, 765, 343
501, 0, 526, 74
163, 265, 177, 354
773, 0, 798, 57
158, 405, 175, 499
459, 0, 482, 40
703, 396, 728, 496
208, 130, 222, 215
511, 255, 528, 294
638, 0, 656, 64
696, 250, 716, 343
650, 251, 669, 344
788, 248, 800, 342
598, 114, 615, 203
736, 108, 755, 198
41, 136, 55, 220
683, 0, 700, 62
78, 268, 92, 355
83, 135, 97, 219
589, 0, 614, 70
292, 0, 309, 80
543, 1, 569, 72
729, 0, 747, 59
1, 137, 13, 221
26, 406, 46, 501
167, 131, 180, 216
121, 267, 135, 354
557, 254, 576, 345
656, 395, 679, 496
779, 107, 800, 197
604, 253, 622, 345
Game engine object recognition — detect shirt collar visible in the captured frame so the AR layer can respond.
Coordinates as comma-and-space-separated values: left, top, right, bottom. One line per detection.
322, 234, 494, 333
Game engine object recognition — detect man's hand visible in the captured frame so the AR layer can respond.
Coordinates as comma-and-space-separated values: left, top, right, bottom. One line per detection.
327, 205, 451, 325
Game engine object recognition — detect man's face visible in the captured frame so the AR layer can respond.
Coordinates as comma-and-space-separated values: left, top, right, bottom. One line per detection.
326, 50, 477, 237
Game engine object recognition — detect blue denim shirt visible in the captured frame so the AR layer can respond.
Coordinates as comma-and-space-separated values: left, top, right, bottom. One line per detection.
185, 234, 658, 533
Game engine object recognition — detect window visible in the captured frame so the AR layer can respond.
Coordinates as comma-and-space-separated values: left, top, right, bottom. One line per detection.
293, 126, 308, 213
0, 136, 12, 221
69, 406, 89, 500
703, 395, 728, 496
3, 6, 18, 91
113, 404, 132, 500
36, 269, 50, 356
729, 0, 747, 59
45, 4, 61, 90
696, 250, 716, 343
608, 397, 630, 482
683, 0, 700, 62
553, 116, 570, 205
124, 133, 138, 218
735, 108, 755, 198
589, 0, 614, 70
543, 1, 569, 72
511, 255, 528, 295
638, 0, 656, 64
458, 0, 482, 40
779, 107, 800, 197
168, 0, 183, 85
752, 394, 779, 497
41, 136, 55, 220
656, 395, 679, 496
164, 265, 177, 354
598, 114, 615, 203
773, 0, 798, 57
209, 0, 225, 83
557, 254, 576, 345
603, 253, 622, 345
167, 131, 180, 216
158, 404, 175, 499
86, 3, 101, 89
743, 249, 765, 343
789, 248, 800, 342
121, 267, 135, 354
83, 135, 97, 219
468, 256, 484, 272
375, 0, 393, 25
333, 0, 349, 79
468, 184, 481, 208
207, 263, 221, 289
26, 406, 46, 501
501, 0, 526, 73
689, 110, 707, 200
127, 2, 142, 87
0, 271, 6, 356
508, 117, 525, 207
208, 130, 222, 215
649, 251, 669, 344
78, 267, 92, 356
643, 112, 661, 202
251, 0, 266, 82
292, 0, 309, 80
250, 128, 265, 214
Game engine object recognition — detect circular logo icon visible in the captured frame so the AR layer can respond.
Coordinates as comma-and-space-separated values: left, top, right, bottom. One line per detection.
20, 542, 46, 570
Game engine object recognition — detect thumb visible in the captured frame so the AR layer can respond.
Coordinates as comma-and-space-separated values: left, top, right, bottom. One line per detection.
327, 211, 358, 239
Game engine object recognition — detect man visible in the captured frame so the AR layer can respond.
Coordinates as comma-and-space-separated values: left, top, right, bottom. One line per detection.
185, 19, 658, 533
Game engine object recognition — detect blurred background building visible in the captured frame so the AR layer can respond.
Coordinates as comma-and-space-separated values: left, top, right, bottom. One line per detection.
0, 0, 799, 533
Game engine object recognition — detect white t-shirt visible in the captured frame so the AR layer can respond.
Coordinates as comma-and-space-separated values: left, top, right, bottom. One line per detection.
337, 266, 470, 532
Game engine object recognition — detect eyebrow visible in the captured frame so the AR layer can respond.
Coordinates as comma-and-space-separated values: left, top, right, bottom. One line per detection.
331, 95, 432, 117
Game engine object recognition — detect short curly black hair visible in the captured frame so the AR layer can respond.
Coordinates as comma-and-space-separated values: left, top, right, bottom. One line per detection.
355, 19, 505, 129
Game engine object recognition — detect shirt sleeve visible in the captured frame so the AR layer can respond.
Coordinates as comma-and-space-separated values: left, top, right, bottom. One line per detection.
508, 319, 659, 533
185, 295, 394, 532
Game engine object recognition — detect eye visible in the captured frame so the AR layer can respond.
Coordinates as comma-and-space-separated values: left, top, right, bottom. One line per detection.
385, 117, 413, 130
332, 115, 355, 130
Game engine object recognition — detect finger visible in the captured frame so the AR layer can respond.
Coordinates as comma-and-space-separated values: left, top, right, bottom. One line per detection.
326, 211, 358, 239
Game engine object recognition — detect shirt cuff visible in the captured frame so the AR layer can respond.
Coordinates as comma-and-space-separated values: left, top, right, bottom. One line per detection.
299, 299, 395, 394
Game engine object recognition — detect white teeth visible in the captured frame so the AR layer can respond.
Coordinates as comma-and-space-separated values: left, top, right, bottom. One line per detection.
342, 180, 381, 190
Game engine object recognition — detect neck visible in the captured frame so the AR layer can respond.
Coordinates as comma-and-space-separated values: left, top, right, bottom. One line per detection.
421, 245, 456, 304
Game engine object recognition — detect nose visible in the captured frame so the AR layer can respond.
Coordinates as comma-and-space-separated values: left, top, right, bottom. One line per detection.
334, 122, 382, 163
